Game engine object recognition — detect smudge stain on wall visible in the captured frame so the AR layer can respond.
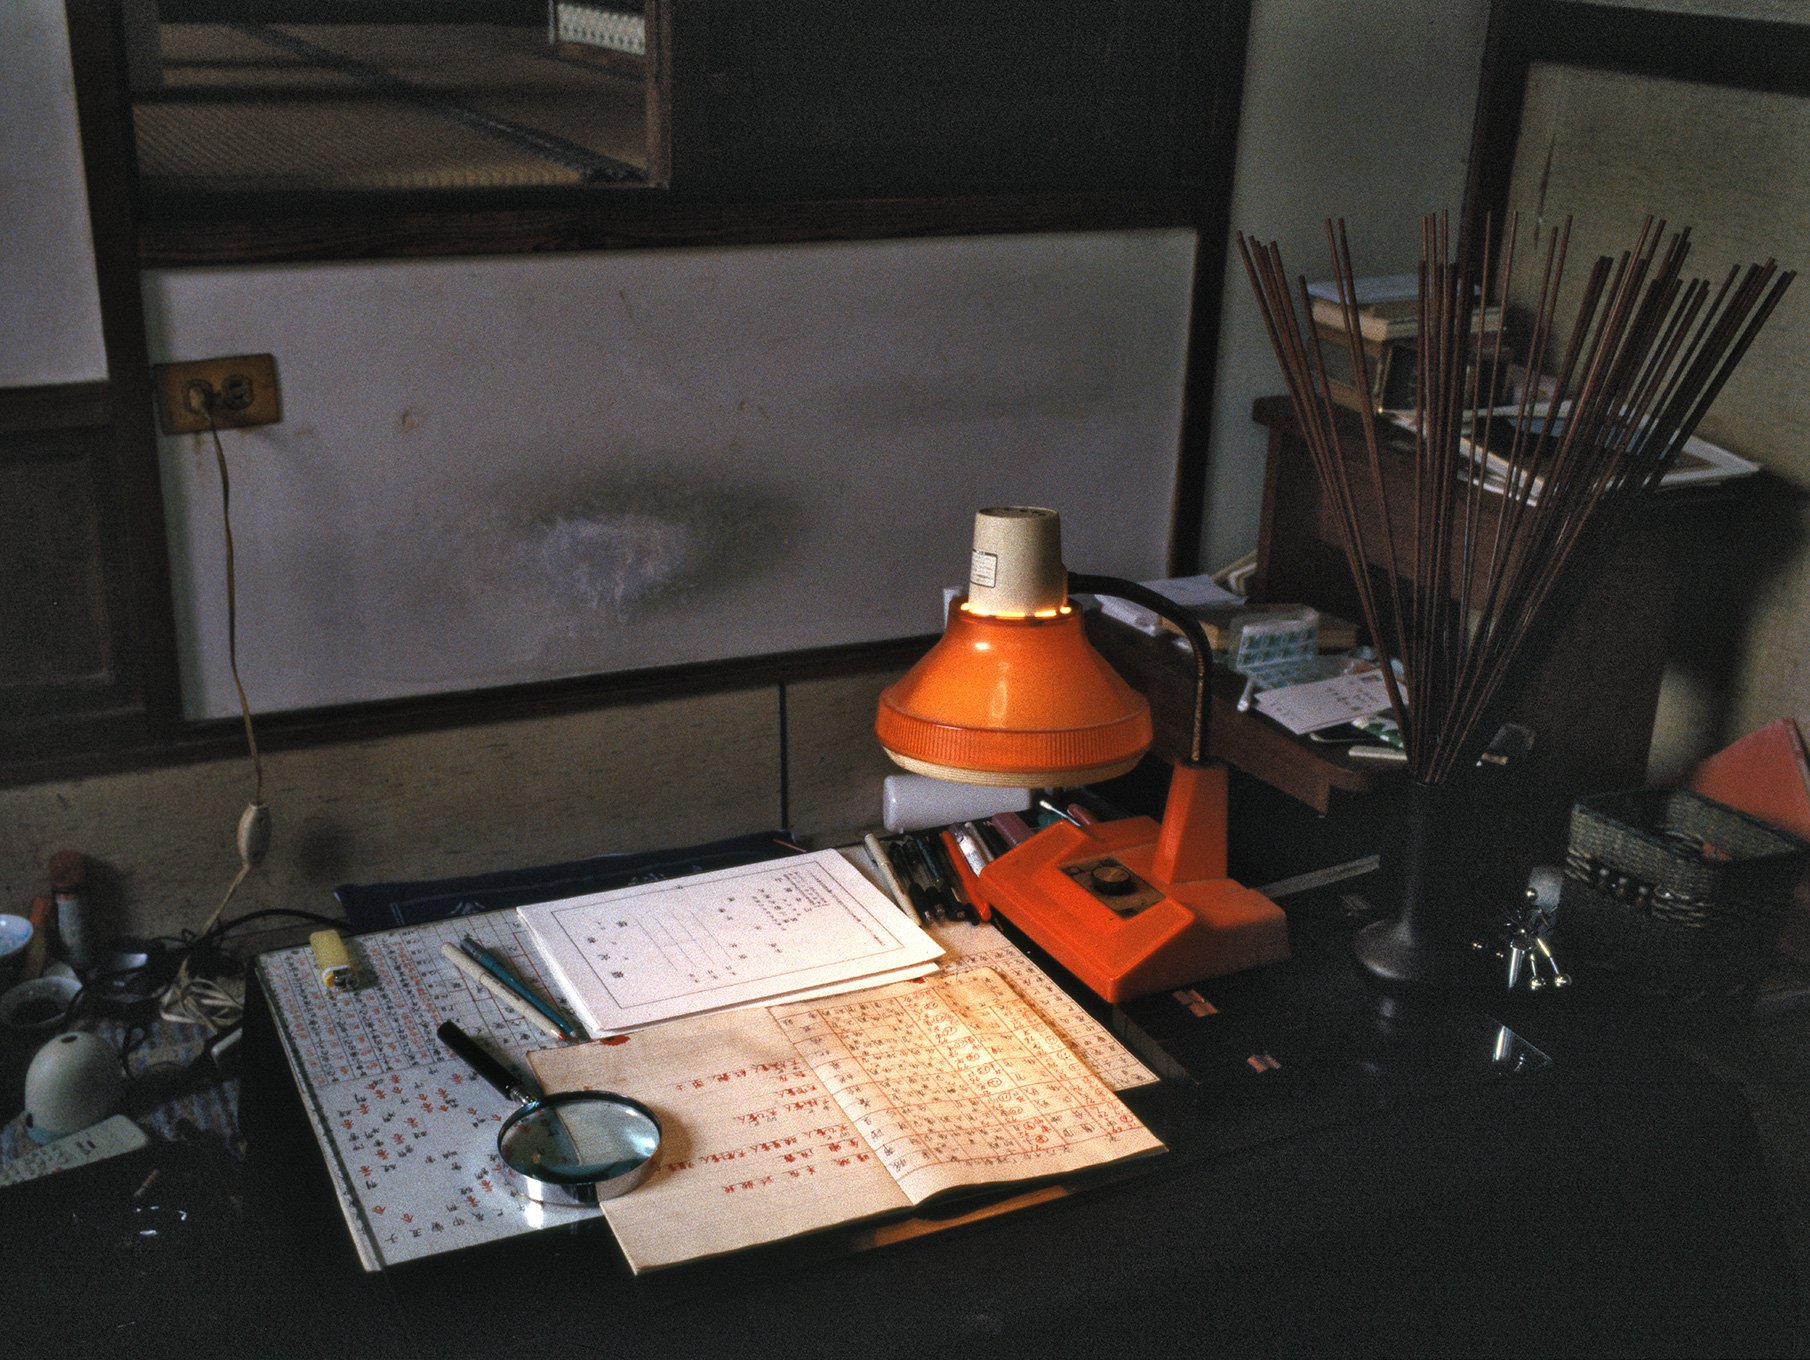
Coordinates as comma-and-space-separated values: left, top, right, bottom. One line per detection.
487, 468, 798, 631
520, 509, 701, 618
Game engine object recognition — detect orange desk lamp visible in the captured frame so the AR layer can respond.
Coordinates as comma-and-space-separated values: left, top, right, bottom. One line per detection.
876, 507, 1288, 1002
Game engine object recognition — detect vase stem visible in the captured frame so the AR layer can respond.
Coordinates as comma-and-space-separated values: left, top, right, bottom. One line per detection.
1354, 777, 1477, 987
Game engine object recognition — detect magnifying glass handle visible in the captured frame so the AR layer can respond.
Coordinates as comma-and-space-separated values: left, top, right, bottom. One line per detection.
438, 1020, 535, 1104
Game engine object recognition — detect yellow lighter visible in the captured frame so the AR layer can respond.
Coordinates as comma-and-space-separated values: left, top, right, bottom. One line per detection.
309, 928, 355, 992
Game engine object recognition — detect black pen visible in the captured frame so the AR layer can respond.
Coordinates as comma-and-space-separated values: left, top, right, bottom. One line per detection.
459, 936, 581, 1040
906, 832, 959, 921
918, 831, 973, 921
864, 832, 920, 920
967, 818, 1010, 860
883, 839, 934, 922
438, 1019, 537, 1103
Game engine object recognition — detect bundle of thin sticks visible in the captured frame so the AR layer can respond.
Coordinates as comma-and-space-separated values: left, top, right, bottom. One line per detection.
1238, 212, 1792, 786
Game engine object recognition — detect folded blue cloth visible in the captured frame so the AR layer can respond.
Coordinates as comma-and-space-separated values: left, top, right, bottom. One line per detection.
333, 829, 794, 932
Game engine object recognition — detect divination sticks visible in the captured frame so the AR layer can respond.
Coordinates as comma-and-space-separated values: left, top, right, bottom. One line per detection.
1237, 213, 1792, 786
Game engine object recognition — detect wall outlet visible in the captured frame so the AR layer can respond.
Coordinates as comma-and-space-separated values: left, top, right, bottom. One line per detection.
153, 354, 282, 434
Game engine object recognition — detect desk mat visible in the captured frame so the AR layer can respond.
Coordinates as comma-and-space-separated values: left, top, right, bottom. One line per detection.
264, 846, 1159, 1271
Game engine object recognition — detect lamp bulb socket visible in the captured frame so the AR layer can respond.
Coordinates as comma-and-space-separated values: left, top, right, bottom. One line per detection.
237, 801, 272, 867
966, 506, 1067, 616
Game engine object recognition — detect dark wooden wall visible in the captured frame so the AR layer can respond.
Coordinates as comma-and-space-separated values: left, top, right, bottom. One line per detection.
1, 0, 179, 776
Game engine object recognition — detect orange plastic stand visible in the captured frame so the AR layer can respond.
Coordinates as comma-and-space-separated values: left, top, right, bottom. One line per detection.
973, 763, 1289, 1002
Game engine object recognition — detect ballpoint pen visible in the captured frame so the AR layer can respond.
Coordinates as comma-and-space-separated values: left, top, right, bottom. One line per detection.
901, 834, 954, 921
882, 838, 934, 922
967, 818, 1010, 860
939, 827, 988, 922
916, 831, 972, 921
459, 936, 581, 1040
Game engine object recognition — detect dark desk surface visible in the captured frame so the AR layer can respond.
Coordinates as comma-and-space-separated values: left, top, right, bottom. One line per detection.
4, 904, 1803, 1359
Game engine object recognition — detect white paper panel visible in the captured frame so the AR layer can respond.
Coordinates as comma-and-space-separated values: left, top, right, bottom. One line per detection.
0, 1, 108, 387
144, 230, 1194, 718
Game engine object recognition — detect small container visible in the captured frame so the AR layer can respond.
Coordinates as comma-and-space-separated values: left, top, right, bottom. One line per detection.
0, 913, 32, 983
49, 849, 94, 971
1562, 788, 1810, 1000
0, 974, 81, 1032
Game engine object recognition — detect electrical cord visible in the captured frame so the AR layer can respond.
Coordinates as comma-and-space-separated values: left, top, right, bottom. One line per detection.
83, 907, 343, 1044
160, 391, 272, 1032
209, 906, 345, 940
126, 907, 341, 971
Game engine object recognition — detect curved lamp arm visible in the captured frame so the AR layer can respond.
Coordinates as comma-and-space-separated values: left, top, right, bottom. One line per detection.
1067, 573, 1212, 768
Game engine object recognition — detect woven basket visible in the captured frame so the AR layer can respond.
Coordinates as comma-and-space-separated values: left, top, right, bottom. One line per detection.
1561, 788, 1810, 998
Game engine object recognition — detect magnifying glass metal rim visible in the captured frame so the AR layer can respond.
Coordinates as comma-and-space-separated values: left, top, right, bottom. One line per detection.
496, 1089, 664, 1207
437, 1019, 662, 1208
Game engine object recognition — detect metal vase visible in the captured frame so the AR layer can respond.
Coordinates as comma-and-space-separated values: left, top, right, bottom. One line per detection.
1354, 773, 1522, 988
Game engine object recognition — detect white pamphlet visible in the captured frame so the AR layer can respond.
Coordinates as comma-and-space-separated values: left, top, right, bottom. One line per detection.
516, 849, 945, 1034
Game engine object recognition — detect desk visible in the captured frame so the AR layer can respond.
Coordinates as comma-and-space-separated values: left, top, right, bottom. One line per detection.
1084, 610, 1382, 817
1, 896, 1800, 1358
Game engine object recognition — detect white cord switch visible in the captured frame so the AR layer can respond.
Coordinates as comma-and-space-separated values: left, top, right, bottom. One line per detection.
236, 801, 272, 866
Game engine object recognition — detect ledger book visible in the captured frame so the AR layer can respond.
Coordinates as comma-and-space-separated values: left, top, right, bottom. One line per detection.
530, 966, 1164, 1271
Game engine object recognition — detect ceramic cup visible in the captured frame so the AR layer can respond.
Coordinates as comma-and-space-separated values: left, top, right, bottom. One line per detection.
1, 974, 82, 1033
0, 913, 32, 985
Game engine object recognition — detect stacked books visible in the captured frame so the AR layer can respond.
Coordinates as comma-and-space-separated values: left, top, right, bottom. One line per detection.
1305, 274, 1503, 415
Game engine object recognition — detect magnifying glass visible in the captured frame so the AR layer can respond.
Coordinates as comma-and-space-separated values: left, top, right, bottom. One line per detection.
437, 1021, 661, 1206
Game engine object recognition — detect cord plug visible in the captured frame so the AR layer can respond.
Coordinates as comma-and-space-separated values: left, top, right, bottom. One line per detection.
183, 378, 217, 416
236, 801, 271, 867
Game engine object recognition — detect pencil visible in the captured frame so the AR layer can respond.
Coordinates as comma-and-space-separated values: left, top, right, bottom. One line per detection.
864, 832, 921, 921
439, 941, 567, 1042
460, 936, 581, 1039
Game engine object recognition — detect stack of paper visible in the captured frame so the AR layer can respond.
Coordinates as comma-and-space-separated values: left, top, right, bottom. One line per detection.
515, 849, 946, 1035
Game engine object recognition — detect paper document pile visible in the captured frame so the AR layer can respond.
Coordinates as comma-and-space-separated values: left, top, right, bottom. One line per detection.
516, 849, 945, 1035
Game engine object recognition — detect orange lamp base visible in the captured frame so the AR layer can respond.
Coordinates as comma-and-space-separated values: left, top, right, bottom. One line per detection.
972, 764, 1290, 1003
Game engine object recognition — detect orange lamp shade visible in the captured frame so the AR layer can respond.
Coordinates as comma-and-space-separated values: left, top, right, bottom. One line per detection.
875, 600, 1153, 787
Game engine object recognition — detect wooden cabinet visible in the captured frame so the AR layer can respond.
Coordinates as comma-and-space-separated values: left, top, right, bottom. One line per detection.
1248, 395, 1748, 809
1085, 614, 1380, 818
1085, 395, 1753, 881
